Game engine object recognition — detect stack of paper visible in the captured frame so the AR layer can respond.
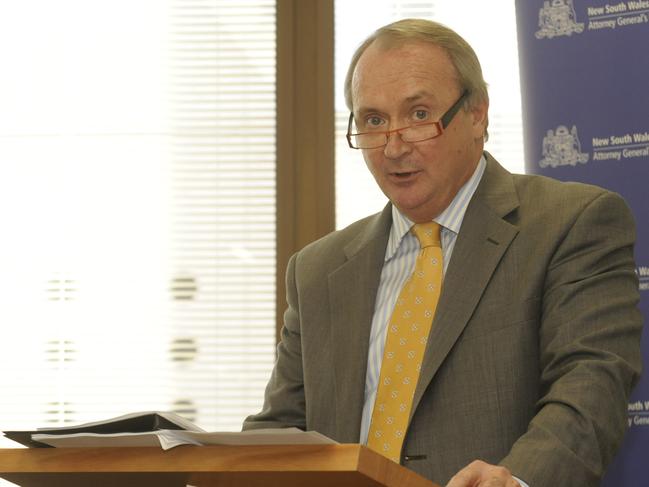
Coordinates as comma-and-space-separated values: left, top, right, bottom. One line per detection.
2, 411, 336, 450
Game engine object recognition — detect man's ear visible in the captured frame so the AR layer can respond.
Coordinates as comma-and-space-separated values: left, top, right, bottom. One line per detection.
470, 99, 489, 138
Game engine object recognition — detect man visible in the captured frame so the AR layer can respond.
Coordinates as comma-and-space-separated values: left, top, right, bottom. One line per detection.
243, 19, 642, 487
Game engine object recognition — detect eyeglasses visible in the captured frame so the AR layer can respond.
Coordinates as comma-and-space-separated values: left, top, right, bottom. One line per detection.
346, 90, 469, 150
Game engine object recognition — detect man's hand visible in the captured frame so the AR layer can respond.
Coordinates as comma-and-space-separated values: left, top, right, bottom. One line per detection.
445, 460, 521, 487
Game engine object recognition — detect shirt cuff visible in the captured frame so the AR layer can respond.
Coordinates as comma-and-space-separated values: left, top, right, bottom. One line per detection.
514, 476, 529, 487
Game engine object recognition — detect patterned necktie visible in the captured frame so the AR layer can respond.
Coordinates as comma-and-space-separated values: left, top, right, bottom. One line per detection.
367, 222, 443, 462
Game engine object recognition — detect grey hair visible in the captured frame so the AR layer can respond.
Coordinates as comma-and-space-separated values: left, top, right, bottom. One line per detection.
344, 18, 489, 139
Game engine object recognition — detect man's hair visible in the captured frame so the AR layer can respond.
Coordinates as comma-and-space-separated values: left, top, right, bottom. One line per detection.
344, 18, 489, 138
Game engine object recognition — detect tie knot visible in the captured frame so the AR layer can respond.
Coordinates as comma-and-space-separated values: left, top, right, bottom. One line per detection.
411, 222, 441, 249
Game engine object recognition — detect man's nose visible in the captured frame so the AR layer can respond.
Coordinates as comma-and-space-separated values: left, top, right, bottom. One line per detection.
383, 131, 412, 159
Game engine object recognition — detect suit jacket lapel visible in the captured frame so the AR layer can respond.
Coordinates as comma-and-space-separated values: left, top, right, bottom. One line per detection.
411, 154, 521, 417
328, 205, 392, 442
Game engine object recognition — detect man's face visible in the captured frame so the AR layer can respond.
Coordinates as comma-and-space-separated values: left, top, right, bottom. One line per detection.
351, 41, 488, 223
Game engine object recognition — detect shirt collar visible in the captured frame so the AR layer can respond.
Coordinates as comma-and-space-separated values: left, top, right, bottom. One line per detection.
385, 154, 487, 262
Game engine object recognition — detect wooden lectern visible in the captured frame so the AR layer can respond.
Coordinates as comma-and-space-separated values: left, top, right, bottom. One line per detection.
0, 444, 440, 487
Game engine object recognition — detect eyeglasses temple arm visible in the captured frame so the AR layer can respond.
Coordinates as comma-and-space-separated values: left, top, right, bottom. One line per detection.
440, 90, 469, 129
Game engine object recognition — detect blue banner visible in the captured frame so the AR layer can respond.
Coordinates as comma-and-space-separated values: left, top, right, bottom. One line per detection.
515, 1, 649, 484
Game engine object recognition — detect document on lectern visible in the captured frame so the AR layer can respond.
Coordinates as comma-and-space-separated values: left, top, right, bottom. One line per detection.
2, 411, 336, 450
3, 411, 203, 448
30, 428, 336, 450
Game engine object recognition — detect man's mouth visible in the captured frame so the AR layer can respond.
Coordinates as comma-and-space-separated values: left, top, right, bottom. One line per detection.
391, 170, 420, 179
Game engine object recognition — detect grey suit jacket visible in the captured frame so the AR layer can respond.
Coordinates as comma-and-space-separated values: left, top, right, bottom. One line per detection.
243, 153, 642, 487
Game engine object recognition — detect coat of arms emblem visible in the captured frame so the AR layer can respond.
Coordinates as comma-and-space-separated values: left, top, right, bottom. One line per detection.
539, 125, 590, 168
535, 0, 585, 39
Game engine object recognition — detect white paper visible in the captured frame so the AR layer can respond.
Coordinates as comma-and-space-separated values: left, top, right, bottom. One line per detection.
32, 431, 164, 448
32, 427, 337, 450
182, 428, 337, 446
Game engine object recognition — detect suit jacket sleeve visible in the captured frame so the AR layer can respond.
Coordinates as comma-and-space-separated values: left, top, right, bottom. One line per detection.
500, 190, 642, 486
242, 253, 307, 430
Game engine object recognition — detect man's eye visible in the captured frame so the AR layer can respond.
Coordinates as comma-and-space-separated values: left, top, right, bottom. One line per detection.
413, 110, 429, 121
366, 116, 384, 127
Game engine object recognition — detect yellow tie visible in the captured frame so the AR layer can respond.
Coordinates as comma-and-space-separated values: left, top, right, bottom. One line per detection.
367, 222, 443, 462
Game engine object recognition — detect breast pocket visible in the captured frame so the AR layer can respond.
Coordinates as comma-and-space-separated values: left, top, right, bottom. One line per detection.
460, 296, 541, 340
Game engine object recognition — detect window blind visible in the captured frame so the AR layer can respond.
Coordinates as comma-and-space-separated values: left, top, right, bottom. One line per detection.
167, 0, 276, 431
334, 1, 524, 228
0, 0, 275, 447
